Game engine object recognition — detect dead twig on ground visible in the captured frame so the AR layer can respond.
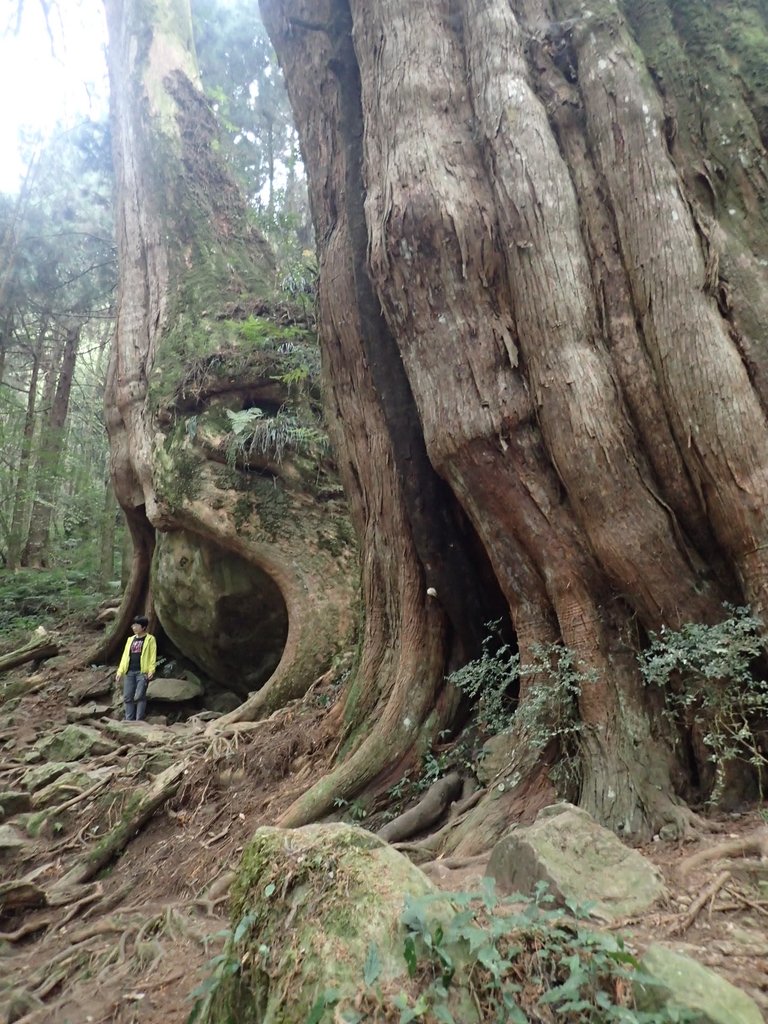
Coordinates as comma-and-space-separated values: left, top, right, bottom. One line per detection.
669, 870, 730, 935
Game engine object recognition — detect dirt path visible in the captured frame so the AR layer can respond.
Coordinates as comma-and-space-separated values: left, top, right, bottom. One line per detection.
1, 649, 767, 1022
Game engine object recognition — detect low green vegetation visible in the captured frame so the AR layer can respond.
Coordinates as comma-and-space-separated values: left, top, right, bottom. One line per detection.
385, 882, 693, 1024
390, 608, 768, 807
224, 406, 328, 467
640, 606, 768, 799
189, 881, 693, 1024
0, 568, 108, 650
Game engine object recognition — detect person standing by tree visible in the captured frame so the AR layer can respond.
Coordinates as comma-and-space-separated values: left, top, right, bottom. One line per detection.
116, 616, 156, 721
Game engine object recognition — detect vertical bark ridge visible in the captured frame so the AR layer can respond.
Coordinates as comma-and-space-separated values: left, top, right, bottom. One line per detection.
259, 0, 467, 826
517, 11, 727, 573
461, 0, 719, 629
622, 0, 768, 414
557, 0, 768, 619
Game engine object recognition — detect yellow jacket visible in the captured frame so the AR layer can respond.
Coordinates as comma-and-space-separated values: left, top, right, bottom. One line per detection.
117, 633, 157, 677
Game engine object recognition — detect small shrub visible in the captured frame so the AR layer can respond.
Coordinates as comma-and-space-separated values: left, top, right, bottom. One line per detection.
448, 628, 519, 737
353, 882, 695, 1023
640, 606, 768, 799
448, 634, 597, 793
224, 405, 327, 466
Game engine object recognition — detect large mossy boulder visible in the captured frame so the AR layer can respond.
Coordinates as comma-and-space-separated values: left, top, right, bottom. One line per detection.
636, 944, 763, 1024
486, 802, 665, 921
152, 531, 288, 696
203, 823, 459, 1024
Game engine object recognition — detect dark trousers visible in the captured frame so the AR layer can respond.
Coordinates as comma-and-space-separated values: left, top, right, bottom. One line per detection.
123, 671, 148, 720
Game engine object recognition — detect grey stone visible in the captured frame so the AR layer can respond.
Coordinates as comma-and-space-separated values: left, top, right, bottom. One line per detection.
32, 771, 94, 810
21, 761, 71, 792
225, 824, 470, 1022
153, 531, 286, 692
70, 673, 112, 702
101, 720, 170, 746
206, 690, 241, 714
0, 824, 29, 851
636, 944, 763, 1024
486, 804, 664, 921
0, 791, 32, 817
147, 676, 203, 702
535, 800, 590, 821
34, 724, 116, 762
66, 703, 112, 723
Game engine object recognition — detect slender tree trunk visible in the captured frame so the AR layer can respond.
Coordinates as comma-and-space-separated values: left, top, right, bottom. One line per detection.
266, 119, 275, 219
99, 465, 118, 586
6, 324, 45, 570
22, 324, 80, 567
0, 311, 12, 386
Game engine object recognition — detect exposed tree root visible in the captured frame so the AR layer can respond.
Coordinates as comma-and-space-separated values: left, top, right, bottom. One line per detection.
0, 917, 54, 942
392, 787, 487, 862
377, 771, 463, 843
442, 761, 555, 858
669, 870, 731, 935
67, 917, 131, 944
679, 827, 768, 876
421, 852, 491, 881
50, 759, 189, 894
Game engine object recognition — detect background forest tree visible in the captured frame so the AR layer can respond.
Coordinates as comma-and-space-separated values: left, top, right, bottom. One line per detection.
0, 119, 122, 638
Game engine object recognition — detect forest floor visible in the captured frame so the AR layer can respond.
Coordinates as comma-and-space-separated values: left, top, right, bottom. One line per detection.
1, 626, 767, 1024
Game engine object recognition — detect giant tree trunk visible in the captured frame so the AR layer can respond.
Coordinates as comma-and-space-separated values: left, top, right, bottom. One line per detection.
93, 0, 358, 705
262, 0, 768, 839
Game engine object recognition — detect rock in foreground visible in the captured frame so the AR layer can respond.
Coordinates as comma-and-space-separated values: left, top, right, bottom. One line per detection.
636, 944, 763, 1024
202, 823, 453, 1023
486, 802, 665, 920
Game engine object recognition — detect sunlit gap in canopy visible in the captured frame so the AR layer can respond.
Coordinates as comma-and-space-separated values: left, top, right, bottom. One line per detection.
0, 0, 108, 195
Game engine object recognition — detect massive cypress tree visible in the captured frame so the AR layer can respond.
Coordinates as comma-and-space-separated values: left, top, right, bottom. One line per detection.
253, 0, 768, 845
103, 0, 768, 848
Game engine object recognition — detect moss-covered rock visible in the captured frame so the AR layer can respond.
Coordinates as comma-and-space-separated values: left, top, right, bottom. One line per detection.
20, 761, 71, 792
34, 725, 116, 763
486, 803, 665, 920
152, 531, 288, 695
636, 944, 763, 1024
203, 823, 445, 1024
31, 771, 95, 810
